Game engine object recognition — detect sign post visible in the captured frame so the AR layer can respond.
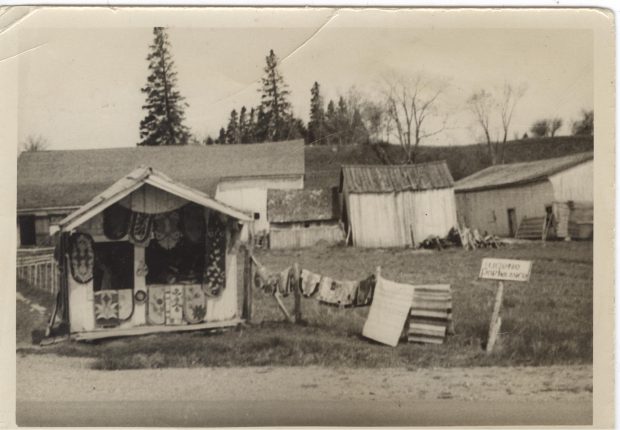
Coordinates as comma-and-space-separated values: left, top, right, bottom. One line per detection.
479, 258, 532, 353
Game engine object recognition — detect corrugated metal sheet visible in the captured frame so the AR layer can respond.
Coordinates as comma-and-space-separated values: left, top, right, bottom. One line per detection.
455, 151, 593, 193
341, 161, 454, 194
267, 188, 339, 223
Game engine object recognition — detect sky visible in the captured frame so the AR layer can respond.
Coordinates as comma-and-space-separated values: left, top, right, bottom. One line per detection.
16, 9, 593, 150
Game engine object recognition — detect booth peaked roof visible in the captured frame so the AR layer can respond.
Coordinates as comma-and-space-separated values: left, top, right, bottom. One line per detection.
454, 151, 593, 193
58, 167, 252, 231
340, 161, 454, 193
18, 140, 305, 211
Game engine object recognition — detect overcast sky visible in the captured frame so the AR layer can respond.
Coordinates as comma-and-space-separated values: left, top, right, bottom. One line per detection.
16, 9, 593, 150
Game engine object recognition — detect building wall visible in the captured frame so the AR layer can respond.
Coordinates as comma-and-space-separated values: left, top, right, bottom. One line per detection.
548, 160, 593, 202
216, 176, 303, 233
270, 222, 345, 249
455, 181, 555, 236
347, 188, 457, 248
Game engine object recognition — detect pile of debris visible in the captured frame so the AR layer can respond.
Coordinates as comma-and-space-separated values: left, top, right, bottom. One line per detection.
419, 227, 503, 251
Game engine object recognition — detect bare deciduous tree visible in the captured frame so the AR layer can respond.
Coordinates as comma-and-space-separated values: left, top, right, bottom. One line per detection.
550, 117, 563, 137
19, 135, 49, 153
468, 82, 527, 165
383, 73, 448, 164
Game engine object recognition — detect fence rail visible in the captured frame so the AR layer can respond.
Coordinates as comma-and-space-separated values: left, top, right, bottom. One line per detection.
17, 248, 58, 295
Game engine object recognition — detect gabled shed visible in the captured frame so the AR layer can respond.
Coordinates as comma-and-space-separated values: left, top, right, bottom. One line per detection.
340, 161, 457, 248
49, 167, 252, 341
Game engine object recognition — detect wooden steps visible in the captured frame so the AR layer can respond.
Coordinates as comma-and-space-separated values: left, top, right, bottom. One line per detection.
407, 284, 453, 344
515, 216, 546, 240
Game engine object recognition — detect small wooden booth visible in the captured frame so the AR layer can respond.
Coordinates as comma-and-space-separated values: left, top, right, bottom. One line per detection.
47, 167, 252, 341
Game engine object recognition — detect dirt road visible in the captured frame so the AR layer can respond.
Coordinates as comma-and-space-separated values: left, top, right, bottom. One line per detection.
16, 355, 592, 426
18, 399, 592, 427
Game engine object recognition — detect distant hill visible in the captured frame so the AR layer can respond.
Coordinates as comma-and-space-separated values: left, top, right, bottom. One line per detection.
305, 135, 594, 188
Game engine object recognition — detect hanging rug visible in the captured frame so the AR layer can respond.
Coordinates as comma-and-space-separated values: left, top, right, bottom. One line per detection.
203, 212, 227, 297
69, 232, 95, 284
94, 290, 119, 327
103, 204, 131, 240
147, 285, 166, 325
128, 211, 153, 247
165, 285, 184, 325
183, 284, 207, 324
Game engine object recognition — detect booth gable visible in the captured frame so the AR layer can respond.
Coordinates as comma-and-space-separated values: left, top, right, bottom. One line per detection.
58, 167, 252, 232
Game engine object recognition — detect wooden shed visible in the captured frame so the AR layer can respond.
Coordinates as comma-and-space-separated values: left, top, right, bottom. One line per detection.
340, 162, 458, 248
267, 188, 344, 249
47, 167, 252, 341
17, 140, 304, 248
454, 151, 593, 239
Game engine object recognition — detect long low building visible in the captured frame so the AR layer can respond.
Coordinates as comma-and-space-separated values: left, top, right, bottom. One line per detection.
17, 140, 304, 247
454, 151, 593, 239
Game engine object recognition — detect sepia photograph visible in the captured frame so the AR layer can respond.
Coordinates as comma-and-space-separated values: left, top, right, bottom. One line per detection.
2, 5, 615, 428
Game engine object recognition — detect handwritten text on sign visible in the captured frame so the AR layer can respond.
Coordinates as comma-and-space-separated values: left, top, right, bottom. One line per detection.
479, 258, 532, 282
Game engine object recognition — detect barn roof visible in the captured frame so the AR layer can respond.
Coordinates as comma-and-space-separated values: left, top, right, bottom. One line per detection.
340, 161, 454, 194
454, 151, 593, 193
267, 188, 339, 223
17, 140, 304, 211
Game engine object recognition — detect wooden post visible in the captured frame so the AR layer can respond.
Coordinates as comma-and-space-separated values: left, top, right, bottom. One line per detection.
293, 263, 302, 323
486, 281, 504, 353
242, 245, 253, 323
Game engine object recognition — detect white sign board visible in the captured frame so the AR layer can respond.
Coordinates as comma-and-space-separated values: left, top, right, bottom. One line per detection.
479, 258, 532, 282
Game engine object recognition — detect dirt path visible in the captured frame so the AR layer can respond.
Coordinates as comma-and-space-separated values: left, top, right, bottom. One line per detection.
17, 354, 592, 403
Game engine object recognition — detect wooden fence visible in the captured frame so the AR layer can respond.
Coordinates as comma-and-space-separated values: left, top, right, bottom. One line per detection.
16, 248, 58, 295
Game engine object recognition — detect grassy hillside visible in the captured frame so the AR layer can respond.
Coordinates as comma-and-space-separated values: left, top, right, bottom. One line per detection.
305, 135, 593, 187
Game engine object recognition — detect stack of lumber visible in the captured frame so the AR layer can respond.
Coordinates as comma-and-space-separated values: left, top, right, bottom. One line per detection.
407, 284, 453, 344
515, 216, 546, 240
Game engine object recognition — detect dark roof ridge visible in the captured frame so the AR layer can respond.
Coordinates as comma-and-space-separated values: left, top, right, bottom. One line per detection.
342, 160, 449, 169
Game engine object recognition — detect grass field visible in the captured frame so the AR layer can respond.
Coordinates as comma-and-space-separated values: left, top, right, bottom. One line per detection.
17, 242, 592, 370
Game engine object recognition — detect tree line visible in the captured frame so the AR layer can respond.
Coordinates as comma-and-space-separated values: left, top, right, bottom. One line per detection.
134, 27, 594, 166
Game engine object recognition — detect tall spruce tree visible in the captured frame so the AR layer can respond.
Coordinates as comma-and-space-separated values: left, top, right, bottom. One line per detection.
217, 127, 226, 144
258, 49, 293, 141
225, 109, 240, 144
138, 27, 190, 146
244, 107, 256, 143
238, 106, 248, 143
308, 82, 326, 144
325, 100, 337, 145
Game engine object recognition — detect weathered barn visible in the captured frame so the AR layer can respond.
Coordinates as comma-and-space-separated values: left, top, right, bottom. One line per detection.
340, 162, 458, 248
267, 188, 344, 249
17, 140, 304, 247
454, 151, 593, 239
49, 167, 252, 340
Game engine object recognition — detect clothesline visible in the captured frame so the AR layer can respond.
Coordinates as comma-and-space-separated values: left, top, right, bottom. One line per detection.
250, 253, 453, 347
249, 253, 376, 309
